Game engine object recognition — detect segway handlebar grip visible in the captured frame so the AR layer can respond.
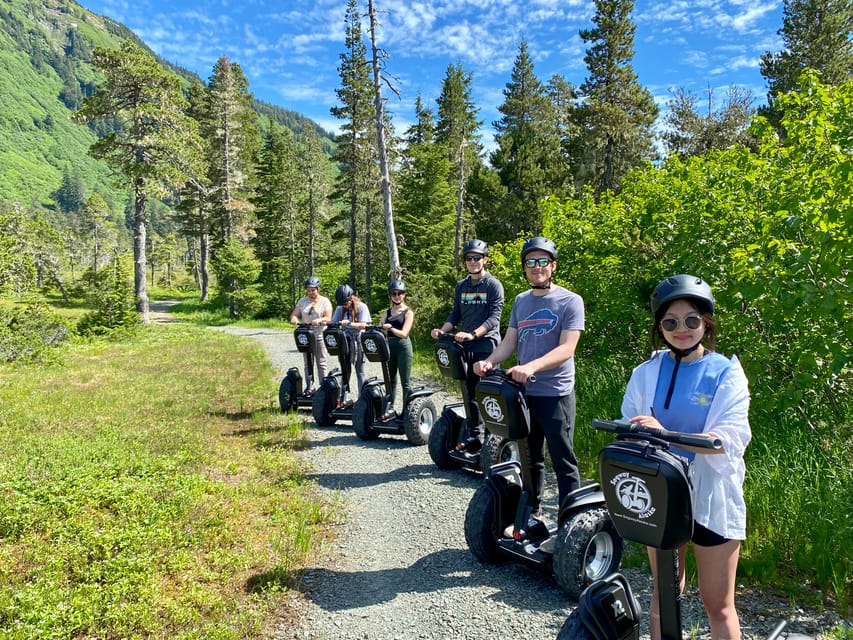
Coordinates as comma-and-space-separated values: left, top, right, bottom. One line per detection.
592, 419, 722, 450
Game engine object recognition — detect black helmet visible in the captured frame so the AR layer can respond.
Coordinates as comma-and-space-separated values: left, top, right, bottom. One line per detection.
521, 237, 558, 262
461, 238, 488, 257
387, 279, 407, 293
651, 274, 715, 315
335, 284, 354, 306
304, 276, 321, 288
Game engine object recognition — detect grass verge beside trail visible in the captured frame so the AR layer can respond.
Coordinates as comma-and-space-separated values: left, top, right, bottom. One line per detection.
0, 324, 335, 639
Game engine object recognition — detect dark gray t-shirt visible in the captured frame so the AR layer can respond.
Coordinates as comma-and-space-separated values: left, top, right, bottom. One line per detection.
508, 285, 584, 396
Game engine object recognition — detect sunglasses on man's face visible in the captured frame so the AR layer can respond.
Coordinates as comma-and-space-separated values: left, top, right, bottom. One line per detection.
524, 257, 552, 268
464, 255, 483, 262
660, 315, 703, 332
390, 291, 405, 297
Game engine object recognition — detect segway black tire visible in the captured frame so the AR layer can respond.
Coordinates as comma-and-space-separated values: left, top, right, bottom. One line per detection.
278, 376, 296, 413
403, 396, 436, 445
311, 386, 336, 426
556, 611, 594, 640
553, 506, 623, 601
464, 483, 504, 564
479, 434, 519, 476
352, 396, 379, 440
427, 416, 461, 469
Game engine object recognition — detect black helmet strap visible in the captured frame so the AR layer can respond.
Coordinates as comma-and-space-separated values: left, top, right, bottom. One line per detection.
661, 339, 702, 409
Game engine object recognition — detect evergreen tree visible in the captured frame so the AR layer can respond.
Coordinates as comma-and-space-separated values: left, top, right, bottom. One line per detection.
53, 167, 86, 215
75, 42, 204, 323
489, 41, 567, 237
435, 63, 483, 254
760, 0, 853, 103
572, 0, 658, 196
331, 0, 378, 287
297, 126, 333, 299
175, 80, 215, 302
252, 124, 302, 315
205, 56, 260, 243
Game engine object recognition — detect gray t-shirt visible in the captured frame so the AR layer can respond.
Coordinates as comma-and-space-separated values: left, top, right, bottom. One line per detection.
508, 285, 584, 396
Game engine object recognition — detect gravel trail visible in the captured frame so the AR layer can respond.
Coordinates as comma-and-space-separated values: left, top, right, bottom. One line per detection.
206, 323, 845, 640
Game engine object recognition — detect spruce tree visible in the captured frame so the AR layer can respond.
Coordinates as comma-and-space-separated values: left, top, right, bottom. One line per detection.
435, 63, 483, 254
572, 0, 658, 196
761, 0, 853, 98
331, 0, 378, 287
489, 41, 567, 237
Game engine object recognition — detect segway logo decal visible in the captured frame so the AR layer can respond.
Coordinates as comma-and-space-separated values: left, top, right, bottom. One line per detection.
325, 334, 338, 349
296, 334, 310, 347
481, 396, 506, 424
611, 472, 656, 519
437, 348, 450, 368
518, 308, 558, 339
363, 337, 379, 354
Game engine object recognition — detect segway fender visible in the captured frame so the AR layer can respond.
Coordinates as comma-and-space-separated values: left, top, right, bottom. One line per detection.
576, 573, 641, 640
481, 463, 523, 527
558, 482, 608, 527
407, 386, 435, 401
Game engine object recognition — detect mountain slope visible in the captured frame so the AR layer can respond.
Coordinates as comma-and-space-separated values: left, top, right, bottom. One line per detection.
0, 0, 335, 209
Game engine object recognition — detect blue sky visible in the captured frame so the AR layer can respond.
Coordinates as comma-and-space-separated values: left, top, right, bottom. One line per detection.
78, 0, 783, 145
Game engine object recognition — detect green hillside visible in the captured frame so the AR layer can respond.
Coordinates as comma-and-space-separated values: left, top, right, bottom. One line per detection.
0, 0, 335, 210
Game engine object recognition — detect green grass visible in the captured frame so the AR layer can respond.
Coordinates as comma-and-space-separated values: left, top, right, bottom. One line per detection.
0, 324, 336, 639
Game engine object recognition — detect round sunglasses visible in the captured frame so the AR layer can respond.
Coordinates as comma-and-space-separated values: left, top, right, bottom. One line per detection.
660, 315, 703, 331
523, 257, 552, 268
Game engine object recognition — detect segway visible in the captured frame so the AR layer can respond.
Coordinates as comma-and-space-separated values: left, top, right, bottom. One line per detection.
464, 370, 623, 600
279, 323, 317, 412
351, 326, 438, 445
428, 332, 517, 474
557, 420, 787, 640
311, 322, 356, 426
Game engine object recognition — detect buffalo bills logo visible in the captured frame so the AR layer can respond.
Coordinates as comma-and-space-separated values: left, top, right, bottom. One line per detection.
518, 308, 558, 339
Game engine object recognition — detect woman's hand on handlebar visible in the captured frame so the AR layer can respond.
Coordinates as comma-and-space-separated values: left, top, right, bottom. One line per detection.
628, 415, 664, 430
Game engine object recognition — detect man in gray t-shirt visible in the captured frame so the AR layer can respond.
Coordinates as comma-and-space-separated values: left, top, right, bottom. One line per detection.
474, 237, 583, 516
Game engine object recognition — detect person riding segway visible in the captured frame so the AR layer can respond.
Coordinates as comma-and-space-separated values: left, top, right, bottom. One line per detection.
312, 284, 370, 426
466, 237, 622, 599
280, 276, 333, 412
353, 281, 438, 445
429, 238, 505, 461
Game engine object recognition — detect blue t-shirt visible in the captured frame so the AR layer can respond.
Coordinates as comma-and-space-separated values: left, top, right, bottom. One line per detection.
508, 285, 584, 397
652, 351, 732, 460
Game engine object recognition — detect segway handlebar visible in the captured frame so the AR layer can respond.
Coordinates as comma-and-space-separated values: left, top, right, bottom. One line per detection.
592, 418, 722, 451
481, 368, 536, 384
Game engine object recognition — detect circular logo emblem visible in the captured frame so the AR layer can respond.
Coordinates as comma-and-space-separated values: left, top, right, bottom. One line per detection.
296, 334, 309, 347
437, 348, 450, 367
364, 337, 378, 354
482, 396, 504, 422
325, 334, 338, 349
615, 476, 654, 516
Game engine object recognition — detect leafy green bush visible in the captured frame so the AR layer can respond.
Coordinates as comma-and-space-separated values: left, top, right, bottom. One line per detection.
0, 303, 70, 362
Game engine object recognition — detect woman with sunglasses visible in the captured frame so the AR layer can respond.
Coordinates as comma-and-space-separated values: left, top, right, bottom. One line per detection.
380, 279, 414, 410
621, 274, 751, 640
430, 239, 505, 453
329, 284, 372, 393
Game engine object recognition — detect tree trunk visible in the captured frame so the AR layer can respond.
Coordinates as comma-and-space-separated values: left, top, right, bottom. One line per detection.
367, 0, 400, 277
133, 180, 150, 324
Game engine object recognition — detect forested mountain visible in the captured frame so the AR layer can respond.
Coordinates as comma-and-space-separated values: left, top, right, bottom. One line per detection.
0, 0, 334, 209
